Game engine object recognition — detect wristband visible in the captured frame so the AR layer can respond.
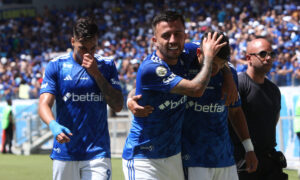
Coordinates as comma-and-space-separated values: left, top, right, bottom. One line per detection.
242, 138, 254, 152
49, 120, 71, 138
126, 98, 133, 107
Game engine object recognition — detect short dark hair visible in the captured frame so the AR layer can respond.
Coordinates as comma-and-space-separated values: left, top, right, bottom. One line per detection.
201, 31, 230, 61
151, 10, 185, 33
73, 17, 98, 42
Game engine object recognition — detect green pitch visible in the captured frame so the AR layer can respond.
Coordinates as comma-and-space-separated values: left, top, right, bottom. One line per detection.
0, 154, 298, 180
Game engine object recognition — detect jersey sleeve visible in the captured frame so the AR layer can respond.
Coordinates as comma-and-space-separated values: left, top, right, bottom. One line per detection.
140, 62, 183, 92
107, 60, 122, 91
40, 60, 58, 95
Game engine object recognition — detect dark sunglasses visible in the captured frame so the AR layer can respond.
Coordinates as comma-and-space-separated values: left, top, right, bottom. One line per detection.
249, 51, 276, 59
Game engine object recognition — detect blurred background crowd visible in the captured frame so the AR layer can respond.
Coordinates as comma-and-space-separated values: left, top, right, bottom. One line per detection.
0, 0, 299, 101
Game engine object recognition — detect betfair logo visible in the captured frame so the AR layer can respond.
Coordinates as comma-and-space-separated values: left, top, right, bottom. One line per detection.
186, 101, 225, 112
63, 92, 104, 102
158, 96, 187, 110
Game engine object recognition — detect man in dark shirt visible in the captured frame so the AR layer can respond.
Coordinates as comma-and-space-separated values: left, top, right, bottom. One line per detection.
230, 38, 288, 180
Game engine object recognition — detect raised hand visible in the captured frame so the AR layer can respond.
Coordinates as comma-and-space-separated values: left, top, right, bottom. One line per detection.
202, 32, 227, 62
81, 53, 99, 77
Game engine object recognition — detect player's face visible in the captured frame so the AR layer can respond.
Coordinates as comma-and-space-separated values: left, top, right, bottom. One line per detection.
247, 41, 274, 74
152, 19, 186, 64
71, 36, 98, 64
211, 57, 226, 77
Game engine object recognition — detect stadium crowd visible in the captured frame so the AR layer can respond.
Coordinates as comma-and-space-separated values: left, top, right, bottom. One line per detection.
0, 0, 299, 100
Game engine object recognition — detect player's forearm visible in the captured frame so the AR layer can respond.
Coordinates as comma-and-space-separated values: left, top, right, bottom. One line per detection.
93, 71, 124, 112
38, 102, 55, 125
38, 93, 56, 125
191, 57, 213, 95
228, 107, 251, 141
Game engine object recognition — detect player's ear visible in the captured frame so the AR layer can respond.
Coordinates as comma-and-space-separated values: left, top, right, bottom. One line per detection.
196, 48, 202, 57
152, 36, 157, 43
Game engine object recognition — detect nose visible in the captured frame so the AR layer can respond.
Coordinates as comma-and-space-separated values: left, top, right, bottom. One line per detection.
169, 34, 176, 43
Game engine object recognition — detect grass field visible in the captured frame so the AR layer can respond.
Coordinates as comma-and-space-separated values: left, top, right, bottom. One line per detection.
0, 154, 298, 180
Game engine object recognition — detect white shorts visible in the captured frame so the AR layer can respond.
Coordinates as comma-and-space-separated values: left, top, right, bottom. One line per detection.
186, 165, 238, 180
123, 153, 184, 180
53, 158, 111, 180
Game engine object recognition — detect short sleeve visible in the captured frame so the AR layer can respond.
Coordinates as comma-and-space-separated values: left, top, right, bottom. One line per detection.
140, 62, 183, 93
39, 60, 58, 95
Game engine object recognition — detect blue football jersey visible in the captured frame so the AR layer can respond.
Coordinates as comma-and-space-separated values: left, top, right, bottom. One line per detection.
40, 52, 121, 161
123, 43, 198, 160
182, 61, 241, 167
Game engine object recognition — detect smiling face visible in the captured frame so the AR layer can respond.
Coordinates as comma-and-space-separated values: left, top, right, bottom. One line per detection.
152, 19, 187, 65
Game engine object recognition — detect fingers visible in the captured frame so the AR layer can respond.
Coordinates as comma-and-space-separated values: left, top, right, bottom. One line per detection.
56, 132, 71, 144
132, 105, 154, 117
245, 152, 258, 173
132, 95, 142, 101
82, 53, 94, 68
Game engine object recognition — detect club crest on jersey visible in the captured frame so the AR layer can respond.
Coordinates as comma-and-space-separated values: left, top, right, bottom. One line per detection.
155, 66, 167, 77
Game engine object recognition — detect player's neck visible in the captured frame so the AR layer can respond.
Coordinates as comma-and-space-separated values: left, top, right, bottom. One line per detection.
155, 51, 178, 65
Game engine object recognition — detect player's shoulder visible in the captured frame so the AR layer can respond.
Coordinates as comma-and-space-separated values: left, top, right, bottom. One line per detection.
94, 53, 115, 65
144, 52, 164, 65
49, 53, 71, 63
183, 42, 199, 54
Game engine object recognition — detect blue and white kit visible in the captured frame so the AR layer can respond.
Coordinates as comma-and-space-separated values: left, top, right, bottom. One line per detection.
182, 62, 241, 168
40, 52, 121, 161
122, 42, 199, 160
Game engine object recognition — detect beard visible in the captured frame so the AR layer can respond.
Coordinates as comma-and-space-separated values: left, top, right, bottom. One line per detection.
157, 44, 182, 61
74, 51, 83, 64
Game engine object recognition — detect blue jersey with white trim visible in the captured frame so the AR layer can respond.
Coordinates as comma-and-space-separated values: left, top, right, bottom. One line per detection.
182, 61, 241, 167
123, 43, 198, 160
40, 52, 121, 161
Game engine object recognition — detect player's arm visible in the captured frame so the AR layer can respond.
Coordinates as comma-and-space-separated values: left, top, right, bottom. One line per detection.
228, 107, 258, 173
82, 54, 123, 112
171, 32, 227, 97
127, 88, 154, 117
39, 93, 72, 144
221, 64, 239, 106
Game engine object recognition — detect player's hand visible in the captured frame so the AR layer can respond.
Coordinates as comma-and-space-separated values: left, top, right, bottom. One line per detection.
221, 73, 238, 106
82, 53, 99, 77
49, 120, 73, 144
202, 32, 227, 62
128, 95, 154, 117
244, 151, 258, 173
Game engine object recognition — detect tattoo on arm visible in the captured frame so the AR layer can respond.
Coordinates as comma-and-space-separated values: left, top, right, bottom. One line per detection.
93, 73, 124, 112
193, 57, 213, 90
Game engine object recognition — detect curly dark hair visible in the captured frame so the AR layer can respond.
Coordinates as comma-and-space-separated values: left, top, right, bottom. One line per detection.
73, 17, 98, 42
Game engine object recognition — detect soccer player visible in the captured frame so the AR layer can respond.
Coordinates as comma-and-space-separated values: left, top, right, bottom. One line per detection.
122, 11, 228, 180
181, 32, 257, 180
230, 38, 288, 180
38, 17, 123, 180
127, 32, 258, 180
